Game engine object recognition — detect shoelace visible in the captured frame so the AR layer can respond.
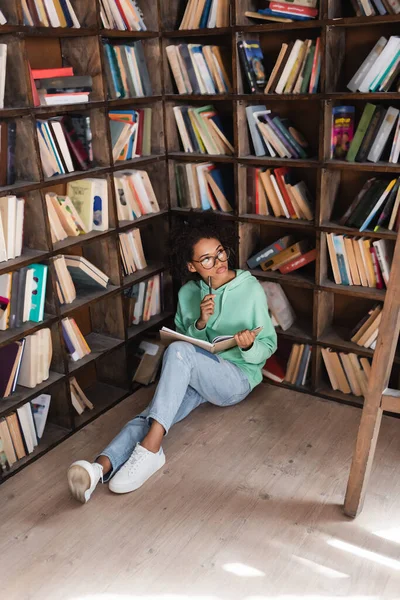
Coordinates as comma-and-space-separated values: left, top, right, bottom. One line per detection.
121, 450, 148, 476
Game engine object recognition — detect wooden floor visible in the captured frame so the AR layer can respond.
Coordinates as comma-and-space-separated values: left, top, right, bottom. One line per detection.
2, 384, 400, 599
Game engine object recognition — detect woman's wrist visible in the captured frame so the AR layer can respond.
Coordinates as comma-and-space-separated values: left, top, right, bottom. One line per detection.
196, 319, 206, 330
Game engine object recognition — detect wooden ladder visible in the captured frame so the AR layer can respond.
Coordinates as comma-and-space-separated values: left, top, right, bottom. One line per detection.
344, 231, 400, 518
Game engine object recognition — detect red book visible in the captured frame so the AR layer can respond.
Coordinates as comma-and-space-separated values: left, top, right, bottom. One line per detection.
269, 2, 318, 17
255, 168, 260, 214
28, 65, 41, 107
274, 167, 297, 218
309, 37, 320, 93
279, 248, 316, 274
370, 247, 384, 289
115, 0, 131, 29
135, 109, 144, 156
31, 67, 74, 80
262, 354, 286, 383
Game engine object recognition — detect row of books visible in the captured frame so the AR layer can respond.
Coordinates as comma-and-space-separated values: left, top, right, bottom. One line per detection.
166, 44, 231, 95
61, 317, 91, 362
0, 394, 51, 472
70, 376, 94, 415
348, 36, 400, 94
0, 121, 16, 186
0, 264, 48, 331
0, 195, 24, 263
350, 304, 382, 350
322, 348, 371, 397
246, 104, 309, 159
249, 235, 316, 275
110, 109, 152, 162
175, 163, 233, 212
0, 44, 6, 110
119, 228, 147, 276
53, 254, 109, 305
37, 114, 92, 178
245, 0, 318, 23
179, 0, 229, 29
123, 274, 161, 326
114, 169, 160, 221
103, 41, 152, 100
351, 0, 400, 16
32, 66, 93, 107
248, 166, 314, 220
0, 328, 52, 397
327, 233, 393, 289
174, 105, 233, 155
22, 0, 80, 28
331, 104, 400, 164
100, 0, 146, 31
262, 341, 312, 386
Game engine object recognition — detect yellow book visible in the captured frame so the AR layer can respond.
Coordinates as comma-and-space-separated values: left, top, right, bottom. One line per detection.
188, 109, 206, 153
284, 40, 308, 94
52, 0, 68, 27
36, 0, 50, 26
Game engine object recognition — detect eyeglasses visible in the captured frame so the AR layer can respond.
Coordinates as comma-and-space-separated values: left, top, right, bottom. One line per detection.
192, 247, 231, 270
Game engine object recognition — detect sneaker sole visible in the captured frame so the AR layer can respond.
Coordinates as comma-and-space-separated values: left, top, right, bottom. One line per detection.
109, 454, 166, 494
68, 464, 91, 503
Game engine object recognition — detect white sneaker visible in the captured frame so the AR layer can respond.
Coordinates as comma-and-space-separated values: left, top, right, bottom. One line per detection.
109, 443, 165, 494
67, 460, 103, 503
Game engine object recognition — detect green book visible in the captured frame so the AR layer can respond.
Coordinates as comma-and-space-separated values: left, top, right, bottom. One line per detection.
300, 44, 315, 94
346, 103, 377, 163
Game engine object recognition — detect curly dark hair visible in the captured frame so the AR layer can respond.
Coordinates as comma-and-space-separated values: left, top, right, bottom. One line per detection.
169, 212, 238, 282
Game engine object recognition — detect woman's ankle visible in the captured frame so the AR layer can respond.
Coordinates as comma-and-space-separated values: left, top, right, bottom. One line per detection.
96, 455, 112, 475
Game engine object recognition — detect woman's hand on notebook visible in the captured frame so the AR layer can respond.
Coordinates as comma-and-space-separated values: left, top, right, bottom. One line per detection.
234, 329, 257, 351
197, 294, 216, 330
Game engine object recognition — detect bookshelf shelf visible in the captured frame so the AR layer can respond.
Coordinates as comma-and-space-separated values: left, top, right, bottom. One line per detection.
58, 285, 121, 316
277, 322, 313, 343
0, 249, 50, 276
250, 269, 316, 289
239, 214, 315, 230
122, 262, 166, 289
73, 381, 130, 428
163, 28, 232, 37
127, 311, 175, 340
67, 333, 125, 374
319, 280, 386, 301
0, 372, 66, 417
324, 160, 400, 173
0, 316, 57, 350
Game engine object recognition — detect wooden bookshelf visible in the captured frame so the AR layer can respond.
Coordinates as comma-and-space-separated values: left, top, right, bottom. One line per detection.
1, 0, 400, 481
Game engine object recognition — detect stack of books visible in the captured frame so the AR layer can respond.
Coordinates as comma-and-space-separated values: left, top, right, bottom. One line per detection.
327, 233, 394, 289
322, 348, 371, 397
103, 41, 152, 99
259, 281, 297, 331
175, 163, 233, 212
114, 170, 160, 221
338, 177, 400, 233
0, 121, 17, 186
350, 304, 382, 350
166, 44, 231, 95
22, 0, 80, 27
69, 376, 94, 415
262, 340, 311, 386
0, 395, 51, 472
179, 0, 230, 29
0, 43, 6, 110
247, 166, 314, 220
53, 255, 109, 305
237, 38, 267, 94
247, 235, 316, 275
246, 105, 310, 158
348, 36, 400, 93
31, 66, 93, 107
37, 115, 92, 178
119, 228, 147, 276
109, 109, 152, 162
0, 196, 25, 263
100, 0, 147, 31
245, 1, 319, 23
124, 274, 161, 325
264, 38, 321, 94
174, 105, 234, 155
0, 9, 6, 24
331, 104, 400, 164
0, 264, 48, 330
61, 317, 91, 362
351, 0, 400, 16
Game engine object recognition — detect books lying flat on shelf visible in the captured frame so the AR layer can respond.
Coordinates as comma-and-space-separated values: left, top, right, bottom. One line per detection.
160, 326, 262, 354
166, 44, 232, 95
237, 38, 267, 94
263, 37, 321, 95
348, 36, 400, 93
248, 236, 316, 274
119, 227, 147, 276
351, 0, 400, 16
103, 40, 152, 99
32, 66, 93, 107
0, 264, 48, 330
0, 195, 25, 263
350, 304, 382, 349
0, 121, 17, 186
69, 376, 94, 415
62, 317, 91, 362
100, 0, 147, 31
53, 254, 109, 305
246, 105, 309, 158
18, 328, 53, 388
326, 233, 394, 289
124, 274, 161, 325
260, 281, 296, 331
0, 44, 7, 110
22, 0, 80, 28
179, 0, 230, 29
174, 105, 234, 155
109, 109, 152, 161
175, 162, 233, 212
37, 115, 92, 178
322, 348, 371, 397
246, 1, 319, 23
114, 170, 160, 221
247, 166, 314, 220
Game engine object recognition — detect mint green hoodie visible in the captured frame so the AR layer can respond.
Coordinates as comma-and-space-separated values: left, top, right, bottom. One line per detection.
175, 270, 277, 390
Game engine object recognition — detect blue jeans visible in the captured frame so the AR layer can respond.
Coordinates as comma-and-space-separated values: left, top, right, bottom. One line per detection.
99, 341, 251, 481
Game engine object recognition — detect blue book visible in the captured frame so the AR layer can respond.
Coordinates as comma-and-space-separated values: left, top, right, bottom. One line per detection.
243, 40, 266, 88
258, 8, 312, 21
199, 0, 213, 28
58, 0, 74, 27
61, 320, 76, 357
359, 179, 397, 232
332, 236, 350, 285
372, 0, 388, 14
37, 122, 63, 174
295, 345, 311, 387
104, 44, 125, 99
28, 264, 48, 323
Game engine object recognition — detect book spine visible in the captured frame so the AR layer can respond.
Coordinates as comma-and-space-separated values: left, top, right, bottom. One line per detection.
269, 2, 318, 16
370, 247, 384, 288
278, 248, 316, 273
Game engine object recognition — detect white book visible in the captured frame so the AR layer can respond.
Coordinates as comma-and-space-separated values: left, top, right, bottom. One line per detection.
360, 0, 375, 15
109, 0, 127, 29
386, 0, 400, 13
0, 272, 11, 330
43, 0, 61, 26
90, 178, 109, 231
0, 9, 6, 25
50, 121, 75, 172
31, 394, 51, 439
101, 0, 114, 28
114, 176, 132, 220
37, 129, 59, 177
368, 107, 399, 163
359, 36, 400, 93
41, 122, 65, 174
127, 46, 144, 96
23, 269, 34, 322
17, 405, 35, 454
207, 0, 218, 27
18, 334, 38, 388
65, 0, 80, 28
173, 106, 193, 153
166, 46, 187, 94
389, 115, 400, 163
0, 44, 7, 110
14, 198, 25, 258
272, 0, 317, 6
130, 171, 153, 213
133, 280, 146, 324
44, 94, 89, 106
0, 212, 7, 263
196, 163, 213, 209
253, 110, 277, 157
275, 40, 304, 95
188, 45, 207, 94
120, 0, 139, 30
347, 37, 387, 93
270, 174, 290, 217
257, 121, 288, 158
0, 195, 17, 260
22, 403, 38, 448
185, 164, 200, 208
191, 47, 216, 94
373, 239, 393, 286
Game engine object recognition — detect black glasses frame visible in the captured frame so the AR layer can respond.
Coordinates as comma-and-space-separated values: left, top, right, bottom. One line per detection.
191, 247, 231, 270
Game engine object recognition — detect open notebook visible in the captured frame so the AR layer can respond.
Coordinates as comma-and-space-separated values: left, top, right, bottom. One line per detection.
160, 326, 262, 354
